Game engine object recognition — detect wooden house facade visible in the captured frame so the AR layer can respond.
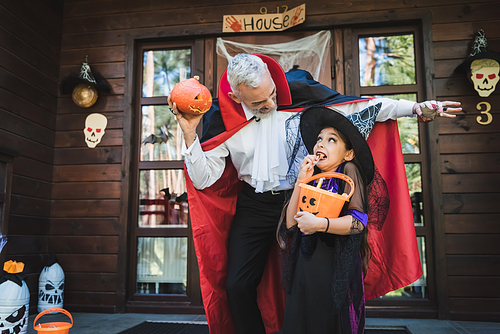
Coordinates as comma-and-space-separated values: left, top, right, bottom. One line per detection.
0, 0, 499, 323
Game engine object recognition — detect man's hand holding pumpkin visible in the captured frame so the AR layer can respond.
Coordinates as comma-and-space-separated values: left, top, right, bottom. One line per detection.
168, 95, 203, 148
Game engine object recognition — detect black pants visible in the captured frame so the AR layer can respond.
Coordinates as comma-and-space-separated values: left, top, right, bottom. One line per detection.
226, 183, 287, 334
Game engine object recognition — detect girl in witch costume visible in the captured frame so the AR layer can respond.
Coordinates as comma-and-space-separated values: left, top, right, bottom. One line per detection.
278, 104, 382, 334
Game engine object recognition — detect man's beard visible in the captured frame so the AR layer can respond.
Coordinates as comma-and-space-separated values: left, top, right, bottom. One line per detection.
242, 96, 277, 119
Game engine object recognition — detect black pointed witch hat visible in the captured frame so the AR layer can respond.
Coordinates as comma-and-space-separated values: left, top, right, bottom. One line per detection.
455, 29, 500, 74
60, 55, 112, 95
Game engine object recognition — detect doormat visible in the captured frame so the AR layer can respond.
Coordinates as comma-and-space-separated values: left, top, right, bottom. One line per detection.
366, 326, 410, 334
116, 321, 209, 334
117, 322, 408, 334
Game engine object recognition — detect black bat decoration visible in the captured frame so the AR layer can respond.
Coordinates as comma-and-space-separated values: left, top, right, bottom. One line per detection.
142, 125, 171, 145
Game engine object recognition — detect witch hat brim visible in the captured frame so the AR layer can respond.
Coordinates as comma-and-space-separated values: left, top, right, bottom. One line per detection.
300, 104, 380, 183
60, 71, 112, 95
455, 50, 500, 74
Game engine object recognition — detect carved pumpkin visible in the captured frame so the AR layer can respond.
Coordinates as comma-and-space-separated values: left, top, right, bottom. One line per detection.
297, 172, 355, 219
170, 76, 212, 115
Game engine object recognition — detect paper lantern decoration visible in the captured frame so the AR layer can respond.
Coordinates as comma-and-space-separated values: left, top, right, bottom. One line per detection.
0, 261, 29, 334
170, 76, 212, 114
84, 113, 108, 148
455, 29, 500, 97
38, 253, 65, 313
72, 83, 98, 108
61, 55, 111, 108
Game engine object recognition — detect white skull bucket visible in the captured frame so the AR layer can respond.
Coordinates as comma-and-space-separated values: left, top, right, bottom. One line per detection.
0, 279, 30, 334
37, 262, 65, 313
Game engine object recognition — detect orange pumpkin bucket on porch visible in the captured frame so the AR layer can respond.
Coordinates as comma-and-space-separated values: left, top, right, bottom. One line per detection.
34, 308, 73, 334
297, 172, 355, 219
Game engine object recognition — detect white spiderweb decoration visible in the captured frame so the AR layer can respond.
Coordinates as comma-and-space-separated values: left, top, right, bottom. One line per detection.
217, 30, 331, 82
470, 29, 488, 57
79, 55, 97, 84
0, 233, 6, 254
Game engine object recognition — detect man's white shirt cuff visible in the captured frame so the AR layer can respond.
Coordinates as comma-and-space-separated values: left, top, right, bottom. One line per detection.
397, 99, 417, 118
181, 135, 203, 163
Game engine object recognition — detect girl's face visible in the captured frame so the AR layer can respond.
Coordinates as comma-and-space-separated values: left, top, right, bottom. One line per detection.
313, 127, 354, 173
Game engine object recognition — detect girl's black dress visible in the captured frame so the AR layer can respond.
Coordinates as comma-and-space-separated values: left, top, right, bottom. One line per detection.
280, 162, 367, 334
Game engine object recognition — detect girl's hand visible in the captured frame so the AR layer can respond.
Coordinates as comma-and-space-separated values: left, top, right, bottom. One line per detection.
294, 211, 323, 235
296, 155, 318, 184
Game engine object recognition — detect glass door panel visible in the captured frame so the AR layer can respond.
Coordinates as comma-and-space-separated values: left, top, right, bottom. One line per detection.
138, 170, 188, 228
142, 49, 191, 97
136, 237, 188, 295
359, 34, 416, 87
130, 41, 201, 308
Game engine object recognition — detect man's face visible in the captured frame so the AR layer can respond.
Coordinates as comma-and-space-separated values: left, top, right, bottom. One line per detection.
234, 71, 277, 118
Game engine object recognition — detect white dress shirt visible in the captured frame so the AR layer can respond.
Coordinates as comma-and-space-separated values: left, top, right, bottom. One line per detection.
182, 98, 415, 193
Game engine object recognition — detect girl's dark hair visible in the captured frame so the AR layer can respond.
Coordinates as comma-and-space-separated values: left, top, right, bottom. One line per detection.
335, 126, 372, 276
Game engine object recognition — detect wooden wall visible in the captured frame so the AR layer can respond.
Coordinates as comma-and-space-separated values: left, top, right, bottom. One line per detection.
48, 0, 500, 320
0, 0, 63, 309
436, 19, 500, 320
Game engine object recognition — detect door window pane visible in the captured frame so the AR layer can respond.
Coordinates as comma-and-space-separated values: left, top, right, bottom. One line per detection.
359, 35, 416, 87
379, 236, 427, 299
141, 105, 184, 161
406, 163, 424, 227
139, 170, 188, 228
136, 237, 187, 294
397, 117, 420, 154
143, 49, 191, 97
363, 93, 419, 154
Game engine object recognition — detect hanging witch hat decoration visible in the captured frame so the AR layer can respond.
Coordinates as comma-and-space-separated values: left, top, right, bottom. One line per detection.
455, 29, 500, 97
60, 55, 112, 107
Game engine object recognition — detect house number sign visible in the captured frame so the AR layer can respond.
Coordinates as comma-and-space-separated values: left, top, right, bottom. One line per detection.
476, 102, 493, 125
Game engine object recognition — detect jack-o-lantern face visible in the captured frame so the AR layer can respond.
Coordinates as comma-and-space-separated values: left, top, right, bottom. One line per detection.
39, 281, 64, 305
1, 305, 27, 333
298, 194, 319, 216
0, 280, 29, 334
296, 174, 354, 220
170, 76, 212, 115
38, 262, 65, 312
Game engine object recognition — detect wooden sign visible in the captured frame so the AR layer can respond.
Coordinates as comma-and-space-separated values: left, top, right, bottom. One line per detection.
223, 4, 305, 33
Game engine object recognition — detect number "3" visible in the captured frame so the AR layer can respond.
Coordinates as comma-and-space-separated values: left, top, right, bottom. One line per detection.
476, 102, 493, 125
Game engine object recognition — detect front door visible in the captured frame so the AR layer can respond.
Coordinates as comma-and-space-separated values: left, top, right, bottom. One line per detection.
126, 26, 434, 316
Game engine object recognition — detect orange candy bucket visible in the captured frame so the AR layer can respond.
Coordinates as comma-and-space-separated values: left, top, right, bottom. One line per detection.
33, 308, 73, 334
297, 172, 355, 218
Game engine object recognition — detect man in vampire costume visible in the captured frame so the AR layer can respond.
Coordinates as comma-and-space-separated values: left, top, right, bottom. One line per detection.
169, 54, 460, 334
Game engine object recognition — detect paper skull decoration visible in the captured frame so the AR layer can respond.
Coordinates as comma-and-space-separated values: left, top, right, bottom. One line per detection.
38, 253, 65, 312
170, 76, 212, 114
470, 58, 499, 97
84, 113, 107, 148
455, 29, 500, 97
0, 261, 29, 334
